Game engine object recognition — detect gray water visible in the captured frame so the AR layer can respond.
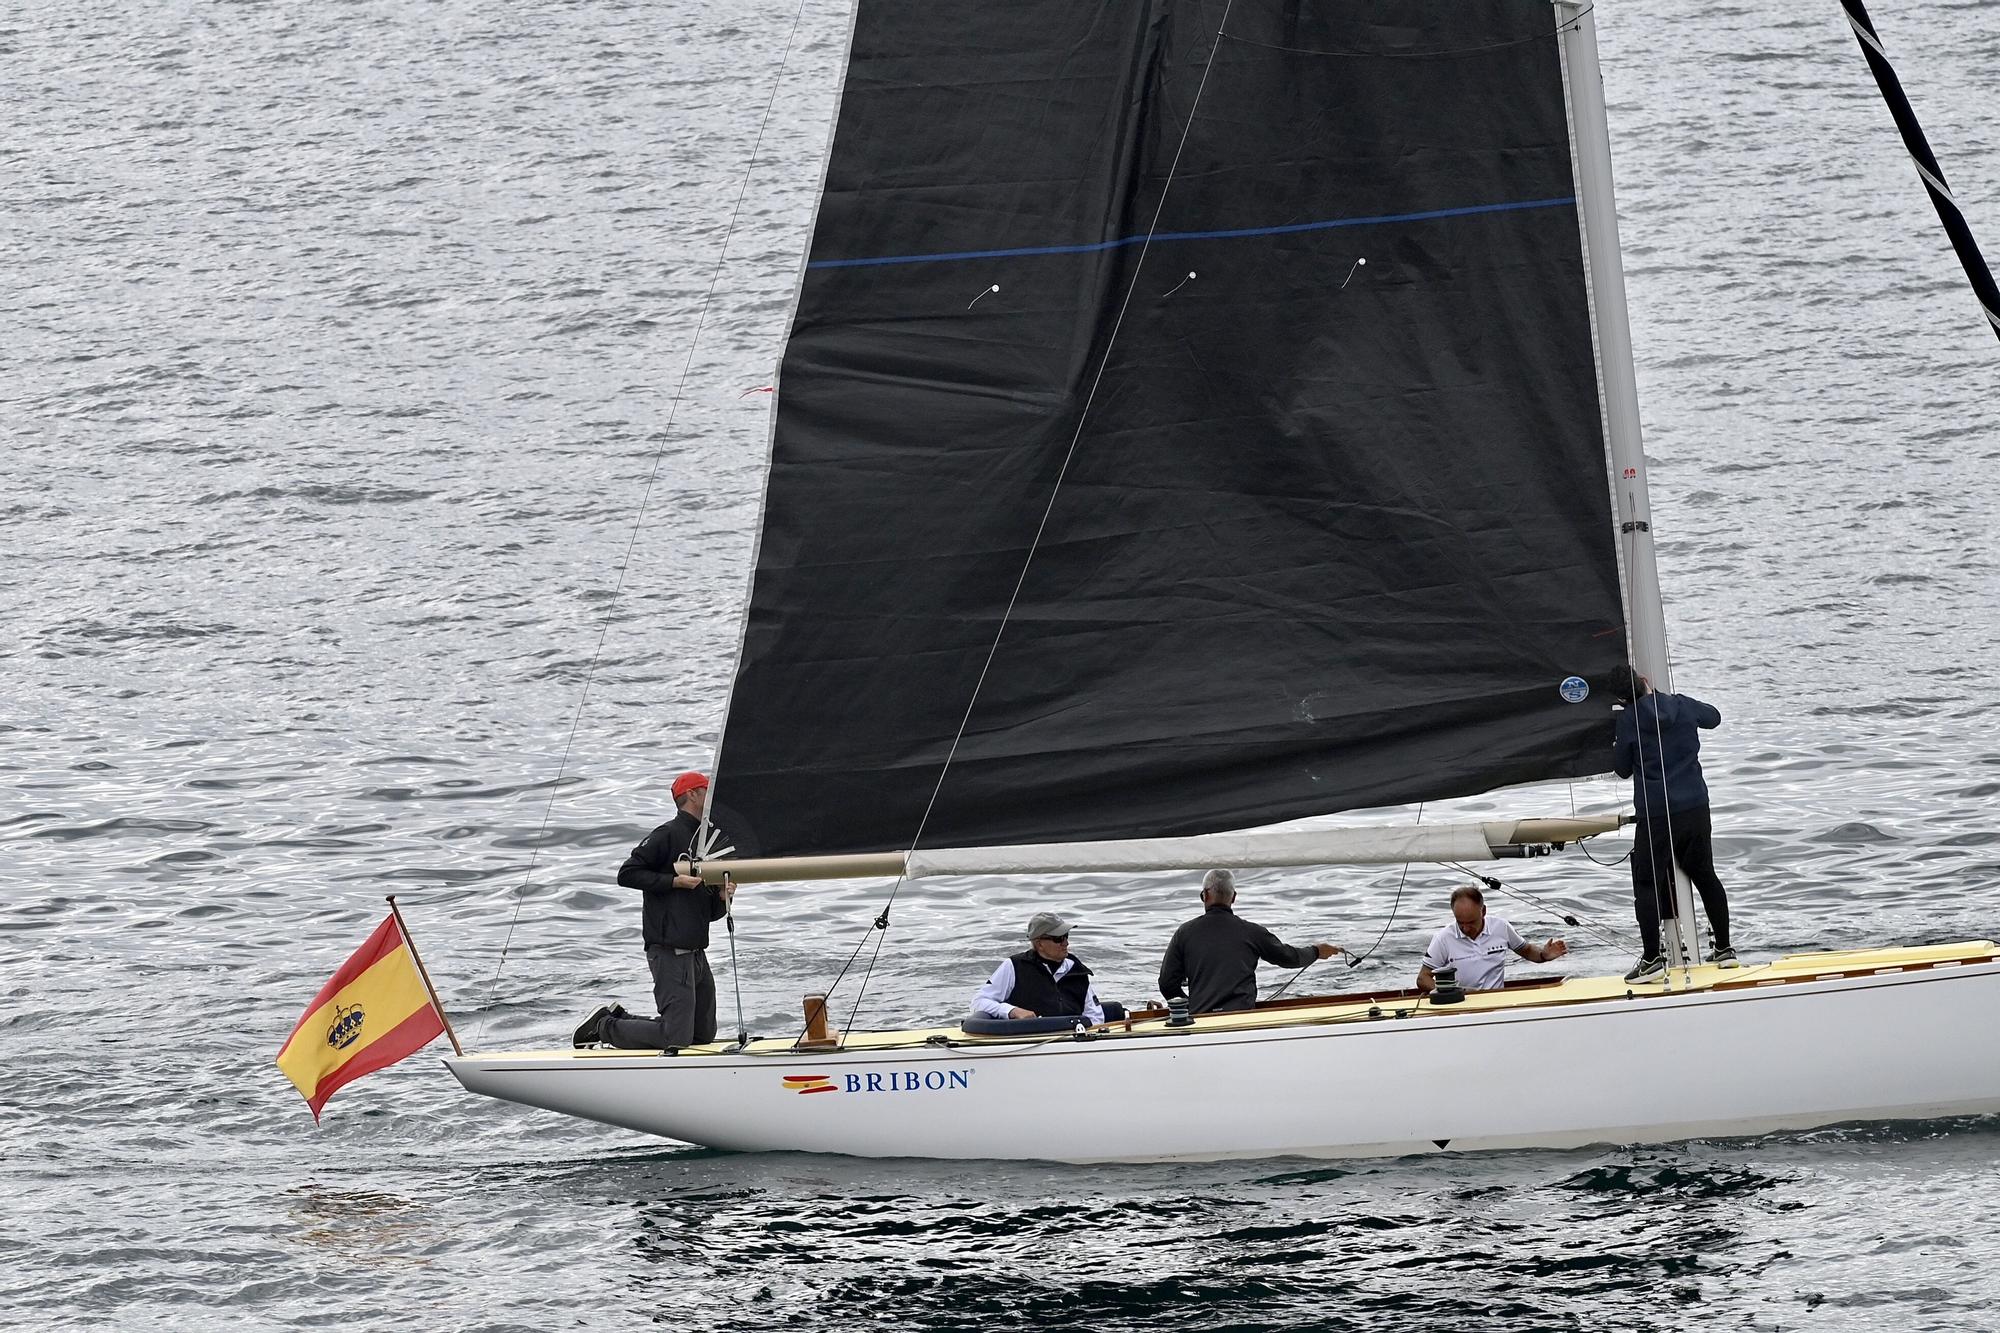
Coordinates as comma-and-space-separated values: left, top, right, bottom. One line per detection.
5, 1, 2000, 1329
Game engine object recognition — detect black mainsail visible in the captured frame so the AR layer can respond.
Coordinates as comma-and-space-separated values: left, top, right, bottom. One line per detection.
714, 0, 1629, 859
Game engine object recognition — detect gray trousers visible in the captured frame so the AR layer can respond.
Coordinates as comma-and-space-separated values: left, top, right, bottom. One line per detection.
602, 947, 716, 1050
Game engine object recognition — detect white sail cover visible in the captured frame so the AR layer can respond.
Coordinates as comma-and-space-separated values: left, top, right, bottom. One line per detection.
686, 815, 1623, 883
908, 821, 1526, 879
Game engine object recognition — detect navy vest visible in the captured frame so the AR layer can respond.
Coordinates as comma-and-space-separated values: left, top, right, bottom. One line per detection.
1003, 948, 1092, 1016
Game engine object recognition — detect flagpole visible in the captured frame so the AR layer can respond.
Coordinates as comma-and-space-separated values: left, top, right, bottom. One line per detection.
387, 895, 464, 1056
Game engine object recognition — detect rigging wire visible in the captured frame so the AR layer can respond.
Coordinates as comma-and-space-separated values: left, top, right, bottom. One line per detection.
844, 905, 896, 1038
1442, 860, 1640, 954
1627, 666, 1714, 971
820, 0, 1243, 1038
802, 908, 891, 1046
1266, 802, 1426, 1003
473, 0, 816, 1042
722, 876, 748, 1048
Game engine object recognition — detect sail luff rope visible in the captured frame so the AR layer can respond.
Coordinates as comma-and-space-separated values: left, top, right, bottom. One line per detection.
1839, 0, 2000, 341
474, 0, 816, 1043
822, 0, 1242, 1039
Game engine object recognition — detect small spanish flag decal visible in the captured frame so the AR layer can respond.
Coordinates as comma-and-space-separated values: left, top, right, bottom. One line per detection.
782, 1074, 838, 1095
275, 914, 446, 1120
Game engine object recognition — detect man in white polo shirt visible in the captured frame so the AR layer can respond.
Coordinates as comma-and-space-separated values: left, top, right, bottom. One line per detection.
1415, 884, 1566, 994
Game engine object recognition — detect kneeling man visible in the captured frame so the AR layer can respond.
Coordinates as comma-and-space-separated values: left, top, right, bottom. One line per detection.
1416, 885, 1566, 994
971, 912, 1105, 1024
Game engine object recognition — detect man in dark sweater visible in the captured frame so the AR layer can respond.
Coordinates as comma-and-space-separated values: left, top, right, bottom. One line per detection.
575, 770, 736, 1050
1613, 671, 1736, 981
1158, 870, 1340, 1014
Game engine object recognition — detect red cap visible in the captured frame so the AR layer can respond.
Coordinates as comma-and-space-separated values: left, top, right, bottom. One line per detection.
671, 771, 709, 800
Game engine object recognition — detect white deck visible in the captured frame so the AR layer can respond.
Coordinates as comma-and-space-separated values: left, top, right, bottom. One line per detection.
447, 942, 2000, 1162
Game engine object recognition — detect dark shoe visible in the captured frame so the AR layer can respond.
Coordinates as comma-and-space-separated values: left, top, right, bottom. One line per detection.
1624, 955, 1668, 984
1710, 945, 1740, 968
573, 1004, 613, 1048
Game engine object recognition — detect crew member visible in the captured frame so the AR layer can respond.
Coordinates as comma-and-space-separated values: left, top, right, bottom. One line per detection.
1415, 884, 1566, 993
574, 771, 735, 1050
970, 912, 1106, 1024
1614, 670, 1737, 981
1158, 869, 1340, 1014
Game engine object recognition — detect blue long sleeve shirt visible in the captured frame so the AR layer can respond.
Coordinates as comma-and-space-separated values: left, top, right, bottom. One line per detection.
1612, 691, 1722, 819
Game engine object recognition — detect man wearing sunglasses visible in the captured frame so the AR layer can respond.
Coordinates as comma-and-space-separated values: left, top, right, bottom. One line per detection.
970, 912, 1106, 1024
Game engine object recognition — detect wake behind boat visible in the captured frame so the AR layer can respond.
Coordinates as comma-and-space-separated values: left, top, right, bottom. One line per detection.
445, 0, 2000, 1161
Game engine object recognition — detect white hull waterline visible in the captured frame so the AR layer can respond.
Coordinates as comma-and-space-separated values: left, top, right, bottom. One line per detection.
447, 943, 2000, 1163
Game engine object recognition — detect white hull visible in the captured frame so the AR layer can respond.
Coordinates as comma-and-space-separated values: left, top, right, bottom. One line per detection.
446, 947, 2000, 1163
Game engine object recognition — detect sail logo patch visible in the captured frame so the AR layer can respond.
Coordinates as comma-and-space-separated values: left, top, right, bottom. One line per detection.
326, 1002, 366, 1050
1559, 676, 1590, 703
782, 1069, 975, 1096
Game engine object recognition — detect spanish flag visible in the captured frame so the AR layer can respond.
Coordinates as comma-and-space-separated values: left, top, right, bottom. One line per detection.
276, 913, 448, 1120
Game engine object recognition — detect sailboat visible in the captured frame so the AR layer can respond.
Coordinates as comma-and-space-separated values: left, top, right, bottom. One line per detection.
446, 0, 2000, 1161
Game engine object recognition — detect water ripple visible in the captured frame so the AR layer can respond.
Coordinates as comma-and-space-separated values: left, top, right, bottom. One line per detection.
4, 0, 1999, 1329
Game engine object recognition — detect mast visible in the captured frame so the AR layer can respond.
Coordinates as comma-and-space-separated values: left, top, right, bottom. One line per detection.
1553, 0, 1701, 963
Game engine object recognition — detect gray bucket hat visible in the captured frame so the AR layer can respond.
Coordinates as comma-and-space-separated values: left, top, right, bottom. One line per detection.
1025, 911, 1071, 940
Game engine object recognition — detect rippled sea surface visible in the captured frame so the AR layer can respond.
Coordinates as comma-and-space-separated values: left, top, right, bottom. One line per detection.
6, 2, 1999, 1329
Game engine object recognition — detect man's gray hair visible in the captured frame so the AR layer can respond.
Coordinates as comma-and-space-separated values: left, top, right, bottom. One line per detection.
1201, 868, 1237, 902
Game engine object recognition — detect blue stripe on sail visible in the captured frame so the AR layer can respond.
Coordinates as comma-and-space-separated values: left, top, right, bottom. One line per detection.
804, 196, 1577, 270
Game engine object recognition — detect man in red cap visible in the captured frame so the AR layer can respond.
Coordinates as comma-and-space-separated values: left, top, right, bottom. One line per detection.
577, 771, 736, 1050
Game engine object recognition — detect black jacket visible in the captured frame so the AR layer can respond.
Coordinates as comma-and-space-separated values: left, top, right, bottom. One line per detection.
1003, 948, 1094, 1017
1612, 691, 1722, 820
617, 811, 728, 951
1158, 904, 1317, 1014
